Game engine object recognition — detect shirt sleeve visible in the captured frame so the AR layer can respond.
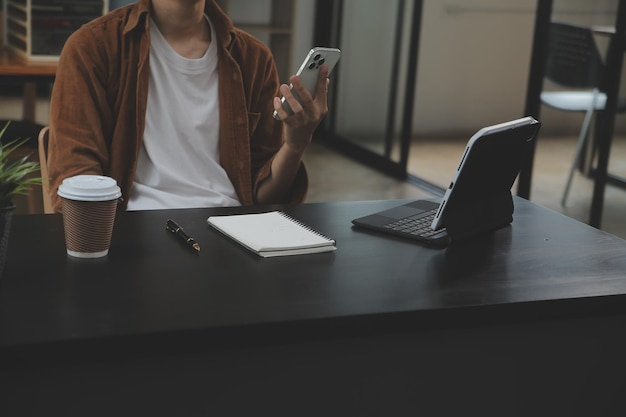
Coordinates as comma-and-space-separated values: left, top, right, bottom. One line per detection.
47, 27, 114, 212
248, 44, 308, 204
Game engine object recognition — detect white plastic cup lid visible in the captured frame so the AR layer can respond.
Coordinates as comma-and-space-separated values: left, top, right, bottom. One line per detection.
57, 175, 122, 202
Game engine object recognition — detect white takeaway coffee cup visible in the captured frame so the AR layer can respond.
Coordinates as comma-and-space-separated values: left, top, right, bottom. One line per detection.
57, 175, 122, 258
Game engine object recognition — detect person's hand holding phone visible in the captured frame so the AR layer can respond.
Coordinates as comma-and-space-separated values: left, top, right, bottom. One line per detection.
273, 47, 340, 120
273, 47, 340, 153
257, 47, 340, 204
273, 64, 330, 154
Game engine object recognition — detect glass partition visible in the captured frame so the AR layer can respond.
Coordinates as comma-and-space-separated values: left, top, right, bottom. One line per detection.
315, 0, 422, 180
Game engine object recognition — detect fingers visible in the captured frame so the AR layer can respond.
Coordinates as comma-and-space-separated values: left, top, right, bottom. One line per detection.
273, 97, 285, 120
274, 65, 329, 122
273, 84, 298, 121
314, 65, 330, 101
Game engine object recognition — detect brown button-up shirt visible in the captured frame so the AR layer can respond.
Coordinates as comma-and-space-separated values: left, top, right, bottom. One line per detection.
48, 0, 307, 212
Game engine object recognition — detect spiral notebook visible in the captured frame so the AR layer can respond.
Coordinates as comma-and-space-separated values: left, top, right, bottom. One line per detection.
207, 211, 336, 257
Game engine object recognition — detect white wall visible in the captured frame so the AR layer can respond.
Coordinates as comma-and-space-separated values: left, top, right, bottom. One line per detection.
413, 0, 623, 137
414, 0, 537, 135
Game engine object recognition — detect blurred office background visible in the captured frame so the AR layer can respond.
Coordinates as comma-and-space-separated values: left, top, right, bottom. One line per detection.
1, 0, 624, 237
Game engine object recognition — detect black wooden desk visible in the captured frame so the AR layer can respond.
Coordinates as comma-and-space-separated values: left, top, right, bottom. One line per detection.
2, 199, 626, 416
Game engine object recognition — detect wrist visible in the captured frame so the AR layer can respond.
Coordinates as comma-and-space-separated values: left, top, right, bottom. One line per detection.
283, 138, 309, 157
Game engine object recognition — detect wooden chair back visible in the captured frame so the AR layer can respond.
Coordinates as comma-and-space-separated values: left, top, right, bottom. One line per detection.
38, 126, 53, 214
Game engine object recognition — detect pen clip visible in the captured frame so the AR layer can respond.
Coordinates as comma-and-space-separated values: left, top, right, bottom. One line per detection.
166, 219, 180, 234
166, 219, 200, 252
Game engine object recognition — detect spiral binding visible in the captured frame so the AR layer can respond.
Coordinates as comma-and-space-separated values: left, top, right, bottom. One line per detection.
277, 212, 335, 243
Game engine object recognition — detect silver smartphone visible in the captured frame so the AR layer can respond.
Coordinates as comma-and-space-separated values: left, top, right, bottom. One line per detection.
273, 47, 342, 120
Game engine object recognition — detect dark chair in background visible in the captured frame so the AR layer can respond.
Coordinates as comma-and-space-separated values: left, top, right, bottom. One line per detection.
540, 21, 626, 206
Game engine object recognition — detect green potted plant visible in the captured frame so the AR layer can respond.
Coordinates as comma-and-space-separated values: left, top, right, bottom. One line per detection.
0, 122, 42, 277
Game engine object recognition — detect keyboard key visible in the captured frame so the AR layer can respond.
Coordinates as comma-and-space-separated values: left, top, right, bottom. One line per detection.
381, 208, 445, 240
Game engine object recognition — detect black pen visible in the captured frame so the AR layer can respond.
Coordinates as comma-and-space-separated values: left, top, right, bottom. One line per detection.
166, 219, 200, 252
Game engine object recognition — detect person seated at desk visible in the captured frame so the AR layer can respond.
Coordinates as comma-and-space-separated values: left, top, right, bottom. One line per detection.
47, 0, 330, 212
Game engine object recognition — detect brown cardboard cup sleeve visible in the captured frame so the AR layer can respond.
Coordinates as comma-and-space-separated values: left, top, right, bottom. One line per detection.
57, 175, 121, 258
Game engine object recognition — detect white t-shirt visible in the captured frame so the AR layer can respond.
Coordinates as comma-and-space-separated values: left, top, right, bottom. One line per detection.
127, 16, 241, 211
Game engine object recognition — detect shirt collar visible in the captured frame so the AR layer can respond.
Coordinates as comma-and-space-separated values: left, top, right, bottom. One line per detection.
123, 0, 237, 50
